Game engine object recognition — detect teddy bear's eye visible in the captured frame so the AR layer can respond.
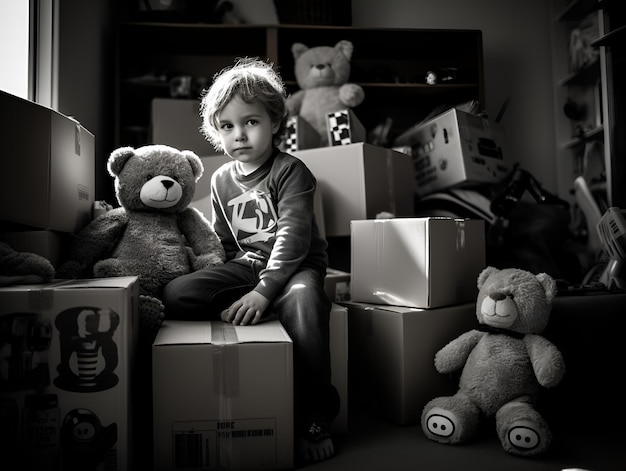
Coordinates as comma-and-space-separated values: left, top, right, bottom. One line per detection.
146, 174, 153, 181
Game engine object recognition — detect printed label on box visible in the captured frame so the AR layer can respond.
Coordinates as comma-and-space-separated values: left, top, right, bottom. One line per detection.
172, 418, 278, 470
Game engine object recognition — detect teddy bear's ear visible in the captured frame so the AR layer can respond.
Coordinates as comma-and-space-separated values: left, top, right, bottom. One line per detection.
335, 40, 354, 61
182, 150, 204, 181
291, 43, 309, 60
536, 272, 557, 304
477, 266, 499, 289
107, 146, 136, 177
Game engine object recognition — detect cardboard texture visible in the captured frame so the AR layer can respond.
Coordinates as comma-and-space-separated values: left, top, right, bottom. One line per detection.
294, 143, 415, 236
350, 217, 485, 308
152, 320, 294, 470
0, 276, 139, 471
0, 91, 95, 234
344, 301, 478, 425
395, 108, 510, 197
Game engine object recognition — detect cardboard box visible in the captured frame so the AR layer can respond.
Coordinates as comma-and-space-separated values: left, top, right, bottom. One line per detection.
345, 301, 478, 425
394, 108, 510, 197
152, 319, 294, 470
350, 218, 485, 308
0, 276, 139, 471
294, 143, 415, 236
325, 268, 351, 303
329, 303, 348, 434
283, 115, 320, 152
0, 90, 95, 233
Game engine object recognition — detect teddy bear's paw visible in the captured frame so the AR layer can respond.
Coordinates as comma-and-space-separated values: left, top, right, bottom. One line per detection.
500, 419, 551, 457
422, 407, 462, 444
139, 295, 165, 337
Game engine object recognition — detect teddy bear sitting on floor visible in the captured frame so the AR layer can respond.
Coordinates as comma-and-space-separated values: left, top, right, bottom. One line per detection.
58, 144, 225, 342
421, 266, 565, 457
286, 40, 364, 148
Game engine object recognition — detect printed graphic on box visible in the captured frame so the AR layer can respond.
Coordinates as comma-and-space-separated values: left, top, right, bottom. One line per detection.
54, 307, 120, 392
0, 281, 134, 471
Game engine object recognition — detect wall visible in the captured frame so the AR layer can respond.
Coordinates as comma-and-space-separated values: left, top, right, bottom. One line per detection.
56, 0, 116, 203
52, 0, 559, 200
351, 0, 558, 194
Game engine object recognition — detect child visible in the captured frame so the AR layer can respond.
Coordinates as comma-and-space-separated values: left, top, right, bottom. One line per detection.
162, 58, 340, 464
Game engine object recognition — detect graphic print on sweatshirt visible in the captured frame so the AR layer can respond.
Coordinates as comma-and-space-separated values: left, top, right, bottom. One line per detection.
227, 189, 277, 245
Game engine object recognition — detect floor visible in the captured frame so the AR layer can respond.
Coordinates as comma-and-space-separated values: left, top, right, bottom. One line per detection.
301, 404, 625, 471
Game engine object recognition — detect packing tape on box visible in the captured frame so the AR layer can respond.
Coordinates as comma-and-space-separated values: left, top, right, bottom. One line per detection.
211, 322, 240, 400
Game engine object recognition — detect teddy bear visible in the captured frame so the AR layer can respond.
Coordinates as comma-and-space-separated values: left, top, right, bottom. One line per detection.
0, 241, 55, 286
421, 266, 565, 457
58, 144, 225, 342
286, 40, 365, 147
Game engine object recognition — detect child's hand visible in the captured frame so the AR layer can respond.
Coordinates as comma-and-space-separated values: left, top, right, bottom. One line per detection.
221, 291, 270, 325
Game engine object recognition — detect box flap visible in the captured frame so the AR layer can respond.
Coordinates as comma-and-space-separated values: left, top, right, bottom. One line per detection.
154, 319, 292, 347
52, 276, 138, 290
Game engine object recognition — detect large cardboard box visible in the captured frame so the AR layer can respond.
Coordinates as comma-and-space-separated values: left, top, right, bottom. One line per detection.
0, 276, 139, 471
394, 108, 510, 197
345, 301, 478, 425
329, 303, 348, 434
351, 217, 485, 308
152, 319, 294, 470
294, 143, 415, 236
0, 90, 95, 233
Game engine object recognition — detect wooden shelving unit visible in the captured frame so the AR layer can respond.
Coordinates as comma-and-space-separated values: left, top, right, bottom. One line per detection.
114, 22, 484, 149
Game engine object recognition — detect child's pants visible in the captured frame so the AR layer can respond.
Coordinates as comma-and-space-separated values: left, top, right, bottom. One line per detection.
162, 260, 340, 432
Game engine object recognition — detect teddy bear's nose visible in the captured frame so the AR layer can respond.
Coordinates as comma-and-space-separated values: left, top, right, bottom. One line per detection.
161, 180, 174, 189
490, 292, 507, 301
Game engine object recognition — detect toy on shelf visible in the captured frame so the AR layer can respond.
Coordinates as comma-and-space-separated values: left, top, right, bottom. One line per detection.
285, 40, 365, 150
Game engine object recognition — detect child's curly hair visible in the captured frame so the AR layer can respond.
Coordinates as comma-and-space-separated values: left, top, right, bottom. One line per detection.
199, 57, 289, 152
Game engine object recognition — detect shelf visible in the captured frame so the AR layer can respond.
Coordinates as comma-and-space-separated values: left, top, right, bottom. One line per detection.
115, 23, 484, 148
558, 60, 601, 86
561, 124, 603, 149
591, 24, 626, 46
555, 0, 601, 22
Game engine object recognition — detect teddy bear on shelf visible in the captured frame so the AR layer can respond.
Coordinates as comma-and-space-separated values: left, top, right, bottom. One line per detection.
286, 40, 365, 148
58, 144, 225, 342
421, 266, 565, 457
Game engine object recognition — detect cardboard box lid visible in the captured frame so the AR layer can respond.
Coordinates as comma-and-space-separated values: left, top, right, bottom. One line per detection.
0, 276, 138, 293
154, 319, 292, 347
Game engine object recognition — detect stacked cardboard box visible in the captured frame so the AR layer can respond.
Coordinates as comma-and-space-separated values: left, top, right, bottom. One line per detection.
294, 143, 415, 237
346, 217, 486, 424
0, 90, 96, 264
393, 107, 510, 197
0, 276, 139, 471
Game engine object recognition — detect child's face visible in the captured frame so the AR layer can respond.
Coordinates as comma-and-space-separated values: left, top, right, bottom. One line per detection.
217, 95, 280, 173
